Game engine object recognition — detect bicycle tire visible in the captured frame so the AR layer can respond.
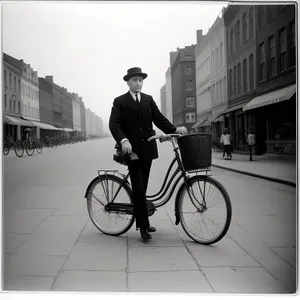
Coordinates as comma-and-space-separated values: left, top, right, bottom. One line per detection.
25, 141, 35, 156
35, 139, 43, 154
86, 174, 134, 236
3, 141, 10, 155
177, 175, 232, 245
14, 140, 24, 157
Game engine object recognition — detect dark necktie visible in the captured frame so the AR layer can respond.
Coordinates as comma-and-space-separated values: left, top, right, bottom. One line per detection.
135, 93, 139, 103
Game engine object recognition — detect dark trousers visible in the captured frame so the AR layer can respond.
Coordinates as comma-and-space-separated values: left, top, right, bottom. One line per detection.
127, 158, 152, 229
224, 145, 232, 158
249, 145, 253, 161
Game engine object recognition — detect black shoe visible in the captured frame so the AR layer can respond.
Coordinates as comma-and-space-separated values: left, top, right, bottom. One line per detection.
140, 228, 152, 240
148, 226, 156, 233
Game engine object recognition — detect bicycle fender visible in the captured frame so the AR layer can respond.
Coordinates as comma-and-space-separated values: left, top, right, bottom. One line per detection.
84, 173, 130, 198
174, 175, 207, 225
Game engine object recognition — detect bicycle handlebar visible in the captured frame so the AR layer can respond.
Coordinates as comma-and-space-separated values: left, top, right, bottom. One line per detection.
147, 133, 182, 143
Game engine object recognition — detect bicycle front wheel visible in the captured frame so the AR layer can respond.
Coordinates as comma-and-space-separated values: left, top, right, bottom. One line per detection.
25, 141, 35, 156
86, 174, 134, 236
178, 175, 232, 245
14, 140, 24, 157
3, 141, 10, 155
35, 139, 43, 153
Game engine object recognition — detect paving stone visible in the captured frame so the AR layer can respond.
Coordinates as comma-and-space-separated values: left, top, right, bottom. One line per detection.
202, 267, 287, 293
4, 208, 55, 234
187, 237, 260, 267
3, 274, 54, 291
4, 234, 30, 254
228, 222, 296, 293
128, 247, 198, 272
128, 270, 213, 292
52, 270, 126, 292
128, 231, 183, 247
5, 254, 67, 276
15, 216, 87, 255
62, 242, 126, 271
270, 247, 296, 268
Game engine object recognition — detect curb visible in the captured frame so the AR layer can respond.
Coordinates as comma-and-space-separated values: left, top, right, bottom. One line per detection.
212, 164, 296, 188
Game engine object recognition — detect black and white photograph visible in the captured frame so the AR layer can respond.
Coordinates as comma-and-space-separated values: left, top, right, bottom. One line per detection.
2, 1, 297, 296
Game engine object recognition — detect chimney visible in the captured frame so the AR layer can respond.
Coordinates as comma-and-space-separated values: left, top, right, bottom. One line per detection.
197, 30, 204, 45
45, 76, 53, 82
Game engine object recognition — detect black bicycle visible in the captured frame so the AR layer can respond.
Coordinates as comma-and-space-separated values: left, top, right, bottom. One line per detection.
84, 133, 232, 245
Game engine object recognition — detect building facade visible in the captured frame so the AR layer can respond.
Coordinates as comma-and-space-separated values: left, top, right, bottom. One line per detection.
243, 4, 296, 155
79, 97, 86, 138
160, 84, 167, 117
224, 5, 257, 153
170, 45, 197, 133
165, 67, 173, 123
71, 93, 82, 133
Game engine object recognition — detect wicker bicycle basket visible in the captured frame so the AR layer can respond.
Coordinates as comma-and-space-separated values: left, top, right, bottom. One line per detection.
177, 133, 212, 171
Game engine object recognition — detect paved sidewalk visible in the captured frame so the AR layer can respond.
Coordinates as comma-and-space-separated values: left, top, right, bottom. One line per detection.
212, 150, 296, 186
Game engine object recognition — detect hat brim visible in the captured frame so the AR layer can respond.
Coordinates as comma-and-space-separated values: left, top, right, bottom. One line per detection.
123, 73, 148, 81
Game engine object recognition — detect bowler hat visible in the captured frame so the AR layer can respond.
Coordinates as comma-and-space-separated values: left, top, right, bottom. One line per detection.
123, 67, 148, 81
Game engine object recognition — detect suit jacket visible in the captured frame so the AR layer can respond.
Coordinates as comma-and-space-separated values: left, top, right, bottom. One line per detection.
109, 91, 177, 160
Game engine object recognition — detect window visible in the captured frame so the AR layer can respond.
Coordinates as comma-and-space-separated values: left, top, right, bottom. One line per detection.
186, 96, 195, 107
14, 76, 17, 92
9, 73, 12, 89
185, 80, 193, 91
243, 12, 248, 42
229, 69, 232, 97
9, 99, 12, 111
279, 28, 287, 71
185, 66, 192, 75
291, 21, 295, 66
18, 102, 21, 113
243, 59, 248, 92
268, 35, 275, 76
259, 42, 266, 80
216, 48, 219, 67
186, 113, 192, 123
13, 99, 16, 113
184, 53, 192, 59
236, 20, 240, 48
234, 66, 237, 96
267, 6, 276, 22
220, 79, 223, 102
220, 43, 223, 65
259, 6, 265, 29
249, 54, 254, 90
237, 63, 241, 94
249, 7, 254, 38
230, 28, 234, 55
4, 94, 7, 110
191, 113, 195, 123
216, 82, 219, 103
4, 70, 6, 87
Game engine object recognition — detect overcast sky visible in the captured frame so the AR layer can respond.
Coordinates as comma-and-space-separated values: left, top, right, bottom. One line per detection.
3, 2, 227, 133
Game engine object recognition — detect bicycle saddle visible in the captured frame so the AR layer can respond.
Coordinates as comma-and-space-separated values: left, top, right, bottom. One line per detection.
113, 150, 139, 165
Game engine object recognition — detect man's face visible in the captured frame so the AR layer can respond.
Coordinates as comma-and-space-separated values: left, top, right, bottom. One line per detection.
127, 76, 143, 93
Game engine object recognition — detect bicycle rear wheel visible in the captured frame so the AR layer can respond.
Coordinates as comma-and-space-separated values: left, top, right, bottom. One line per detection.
177, 175, 232, 245
14, 140, 24, 157
3, 141, 10, 155
86, 174, 134, 236
25, 141, 35, 156
35, 139, 43, 153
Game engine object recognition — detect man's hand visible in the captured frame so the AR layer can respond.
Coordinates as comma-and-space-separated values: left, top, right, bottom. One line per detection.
175, 126, 188, 136
121, 140, 132, 154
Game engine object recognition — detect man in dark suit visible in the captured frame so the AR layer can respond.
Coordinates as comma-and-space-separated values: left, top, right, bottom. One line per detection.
109, 67, 187, 240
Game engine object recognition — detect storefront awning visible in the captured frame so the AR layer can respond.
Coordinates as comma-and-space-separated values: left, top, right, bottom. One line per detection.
199, 114, 212, 127
63, 128, 74, 132
243, 84, 296, 111
212, 114, 224, 123
4, 115, 35, 127
223, 102, 249, 114
30, 121, 60, 130
191, 116, 207, 129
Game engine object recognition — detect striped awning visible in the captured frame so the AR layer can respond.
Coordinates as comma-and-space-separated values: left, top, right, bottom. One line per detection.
243, 84, 296, 111
199, 114, 212, 127
30, 121, 60, 130
4, 115, 35, 127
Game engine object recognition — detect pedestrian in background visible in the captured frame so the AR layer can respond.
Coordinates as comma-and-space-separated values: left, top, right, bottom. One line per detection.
222, 127, 232, 160
220, 132, 226, 158
247, 128, 256, 161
